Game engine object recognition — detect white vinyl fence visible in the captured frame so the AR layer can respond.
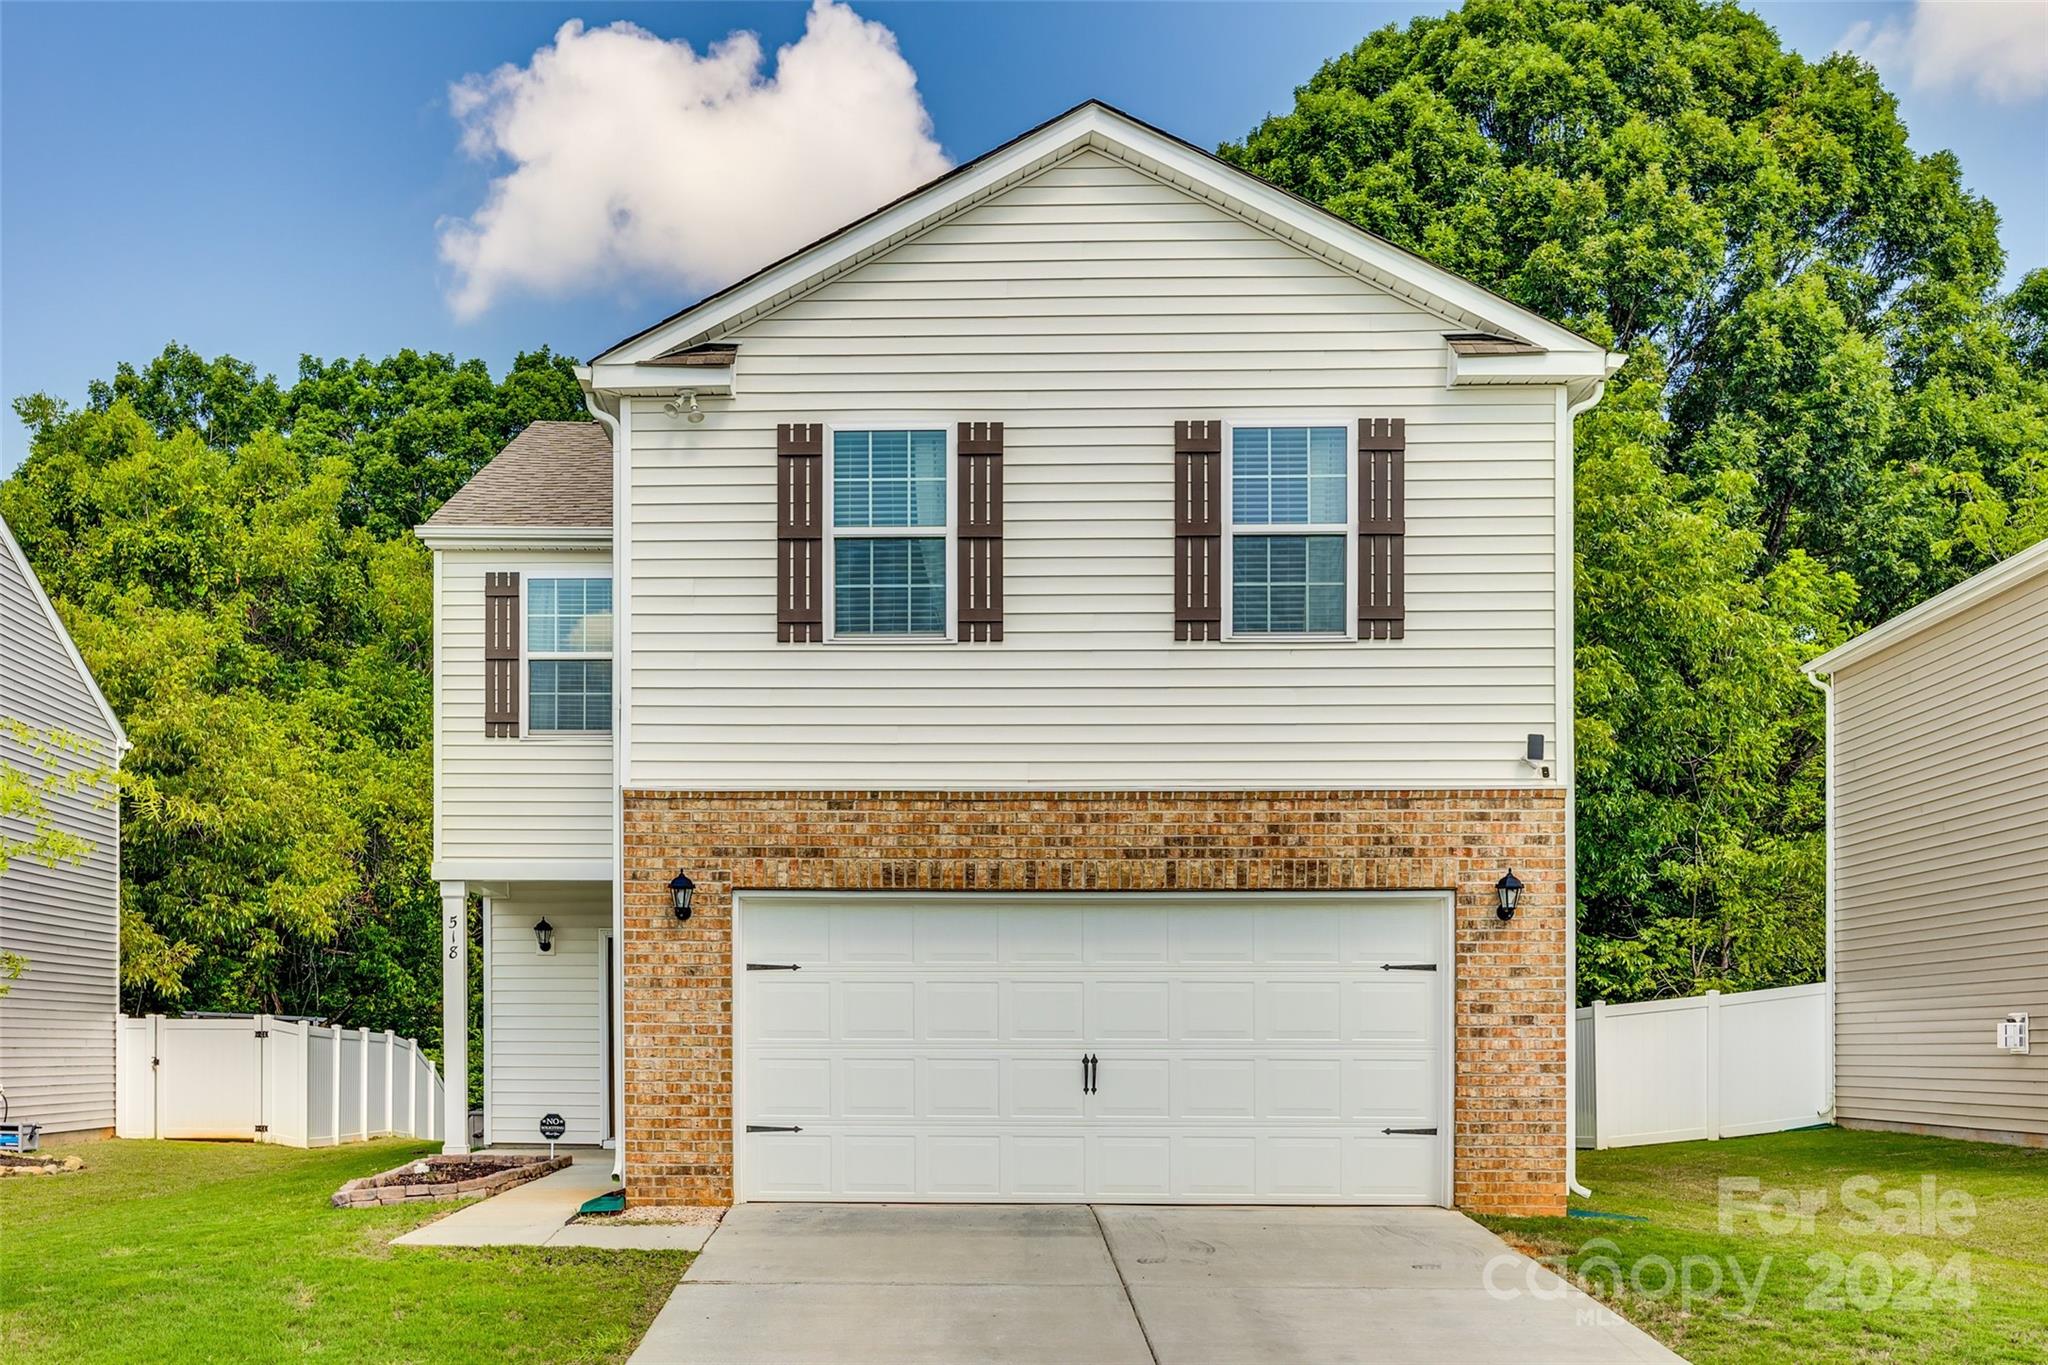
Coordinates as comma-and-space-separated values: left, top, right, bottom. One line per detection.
116, 1015, 444, 1147
1576, 983, 1828, 1148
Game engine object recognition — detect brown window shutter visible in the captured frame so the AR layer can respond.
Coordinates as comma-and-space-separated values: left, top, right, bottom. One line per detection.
484, 571, 520, 736
1358, 417, 1406, 641
957, 422, 1004, 642
776, 423, 824, 642
1174, 420, 1222, 641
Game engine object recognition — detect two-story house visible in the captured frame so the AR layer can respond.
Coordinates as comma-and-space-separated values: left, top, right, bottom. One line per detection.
418, 102, 1621, 1216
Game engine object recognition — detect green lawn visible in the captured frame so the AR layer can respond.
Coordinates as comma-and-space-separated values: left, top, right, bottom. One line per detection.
1480, 1128, 2048, 1364
0, 1139, 690, 1364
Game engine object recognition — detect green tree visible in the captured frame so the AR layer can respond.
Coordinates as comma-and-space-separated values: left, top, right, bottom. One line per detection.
2, 345, 585, 1045
1227, 0, 2048, 999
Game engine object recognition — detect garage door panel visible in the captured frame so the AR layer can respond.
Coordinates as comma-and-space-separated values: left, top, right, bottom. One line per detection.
745, 905, 831, 961
1175, 908, 1256, 962
924, 980, 1000, 1040
1345, 903, 1441, 963
841, 1057, 916, 1117
1009, 1135, 1087, 1194
1090, 907, 1172, 963
749, 1133, 835, 1197
754, 1057, 833, 1120
927, 1057, 1002, 1117
834, 906, 914, 963
1179, 1136, 1259, 1196
1003, 907, 1086, 962
1092, 980, 1171, 1040
1095, 1136, 1173, 1196
1345, 978, 1436, 1044
842, 1134, 918, 1194
1177, 1058, 1258, 1118
915, 907, 1001, 963
1011, 1057, 1087, 1117
924, 1135, 1003, 1194
1257, 908, 1347, 962
1092, 1057, 1170, 1117
1261, 1058, 1344, 1118
1007, 981, 1086, 1040
1175, 980, 1257, 1041
753, 980, 832, 1041
1346, 1136, 1440, 1202
1262, 981, 1344, 1040
1261, 1136, 1345, 1197
1342, 1057, 1437, 1122
837, 981, 916, 1039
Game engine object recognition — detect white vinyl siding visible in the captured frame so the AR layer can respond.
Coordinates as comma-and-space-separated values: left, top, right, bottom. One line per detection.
485, 887, 607, 1146
624, 149, 1560, 788
1829, 565, 2048, 1139
0, 536, 120, 1134
435, 548, 612, 864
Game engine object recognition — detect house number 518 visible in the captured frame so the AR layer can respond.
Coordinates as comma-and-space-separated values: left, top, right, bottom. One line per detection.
446, 911, 461, 960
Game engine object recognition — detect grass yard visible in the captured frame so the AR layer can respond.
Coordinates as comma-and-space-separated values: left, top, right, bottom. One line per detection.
0, 1139, 690, 1364
1480, 1128, 2048, 1364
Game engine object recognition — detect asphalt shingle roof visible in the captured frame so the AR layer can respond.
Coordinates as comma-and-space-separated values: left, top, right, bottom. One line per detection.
423, 421, 612, 529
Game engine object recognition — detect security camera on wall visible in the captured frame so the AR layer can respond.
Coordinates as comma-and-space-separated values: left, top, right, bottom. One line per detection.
1523, 734, 1551, 779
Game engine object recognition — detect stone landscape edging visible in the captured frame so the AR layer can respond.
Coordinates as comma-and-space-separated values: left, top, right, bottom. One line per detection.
331, 1152, 569, 1207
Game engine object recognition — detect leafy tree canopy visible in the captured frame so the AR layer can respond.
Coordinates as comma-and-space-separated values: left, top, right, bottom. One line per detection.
2, 344, 584, 1053
1226, 0, 2047, 1000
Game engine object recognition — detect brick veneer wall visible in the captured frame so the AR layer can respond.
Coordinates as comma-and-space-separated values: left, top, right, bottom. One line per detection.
621, 788, 1568, 1215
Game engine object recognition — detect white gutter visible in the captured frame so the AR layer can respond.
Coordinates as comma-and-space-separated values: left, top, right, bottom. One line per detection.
1561, 376, 1610, 1200
1804, 670, 1837, 1122
582, 383, 629, 1186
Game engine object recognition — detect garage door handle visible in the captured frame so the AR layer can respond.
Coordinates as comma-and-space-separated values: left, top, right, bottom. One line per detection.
1082, 1053, 1097, 1095
746, 1124, 803, 1134
1381, 963, 1437, 972
1382, 1126, 1438, 1136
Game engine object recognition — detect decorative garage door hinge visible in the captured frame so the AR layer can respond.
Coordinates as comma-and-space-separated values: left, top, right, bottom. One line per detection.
746, 1124, 803, 1134
1380, 963, 1438, 971
745, 963, 802, 971
1382, 1126, 1438, 1136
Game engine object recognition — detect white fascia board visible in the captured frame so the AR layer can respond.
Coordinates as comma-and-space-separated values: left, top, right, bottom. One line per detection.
1447, 346, 1626, 388
430, 857, 614, 884
413, 525, 613, 553
595, 102, 1613, 367
1803, 537, 2048, 676
0, 512, 128, 751
585, 362, 733, 397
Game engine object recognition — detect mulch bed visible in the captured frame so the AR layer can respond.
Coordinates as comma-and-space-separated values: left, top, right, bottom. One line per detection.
330, 1152, 569, 1208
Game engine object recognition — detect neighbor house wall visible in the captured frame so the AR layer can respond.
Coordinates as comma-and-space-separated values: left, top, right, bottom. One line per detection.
622, 148, 1563, 790
0, 532, 121, 1134
434, 547, 613, 869
485, 886, 609, 1147
1829, 566, 2048, 1144
620, 788, 1569, 1215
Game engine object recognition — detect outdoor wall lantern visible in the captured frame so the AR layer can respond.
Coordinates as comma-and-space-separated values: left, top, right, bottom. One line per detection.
533, 918, 554, 953
669, 871, 697, 922
1495, 869, 1524, 922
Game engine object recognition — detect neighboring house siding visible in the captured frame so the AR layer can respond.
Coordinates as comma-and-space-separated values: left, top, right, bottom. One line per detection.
625, 149, 1561, 789
0, 540, 120, 1134
485, 887, 607, 1146
1830, 567, 2048, 1141
435, 548, 612, 866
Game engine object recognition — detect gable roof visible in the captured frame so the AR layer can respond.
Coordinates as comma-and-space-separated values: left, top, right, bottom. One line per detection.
1804, 538, 2048, 676
418, 421, 612, 536
593, 100, 1617, 373
0, 512, 127, 750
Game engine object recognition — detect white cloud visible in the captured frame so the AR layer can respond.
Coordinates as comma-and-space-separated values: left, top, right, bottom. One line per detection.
439, 1, 950, 320
1840, 0, 2048, 104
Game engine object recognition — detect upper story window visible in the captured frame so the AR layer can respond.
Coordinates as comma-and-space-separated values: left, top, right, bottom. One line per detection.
1228, 425, 1352, 637
829, 428, 950, 638
528, 576, 612, 732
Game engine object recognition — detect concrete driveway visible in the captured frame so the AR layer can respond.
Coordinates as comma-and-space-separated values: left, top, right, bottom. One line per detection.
630, 1204, 1682, 1364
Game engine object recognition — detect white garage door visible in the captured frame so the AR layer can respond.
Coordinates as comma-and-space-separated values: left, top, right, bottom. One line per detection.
736, 894, 1450, 1204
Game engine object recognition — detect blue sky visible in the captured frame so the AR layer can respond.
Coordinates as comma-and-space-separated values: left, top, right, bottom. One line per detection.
3, 2, 2043, 471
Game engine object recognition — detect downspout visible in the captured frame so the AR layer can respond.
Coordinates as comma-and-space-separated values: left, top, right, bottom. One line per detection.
1804, 669, 1837, 1123
582, 382, 628, 1184
1562, 375, 1609, 1199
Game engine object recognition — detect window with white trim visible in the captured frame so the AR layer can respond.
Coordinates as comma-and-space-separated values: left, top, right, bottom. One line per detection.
527, 576, 612, 732
1228, 425, 1352, 636
829, 428, 950, 638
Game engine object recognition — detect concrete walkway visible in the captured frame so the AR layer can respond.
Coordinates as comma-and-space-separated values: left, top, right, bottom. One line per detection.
629, 1204, 1684, 1364
391, 1160, 716, 1251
